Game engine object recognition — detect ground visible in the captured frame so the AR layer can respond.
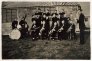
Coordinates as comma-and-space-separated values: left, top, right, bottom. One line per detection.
2, 31, 90, 59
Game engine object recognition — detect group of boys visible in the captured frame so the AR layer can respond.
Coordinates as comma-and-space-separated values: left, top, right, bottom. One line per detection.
30, 9, 76, 40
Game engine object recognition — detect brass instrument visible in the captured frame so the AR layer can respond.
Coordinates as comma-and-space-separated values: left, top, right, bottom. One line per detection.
39, 21, 45, 36
49, 22, 57, 35
49, 28, 55, 35
30, 20, 40, 35
67, 23, 73, 32
31, 24, 36, 31
58, 24, 64, 32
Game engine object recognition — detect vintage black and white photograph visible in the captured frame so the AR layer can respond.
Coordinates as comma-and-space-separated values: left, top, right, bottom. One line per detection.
2, 2, 90, 59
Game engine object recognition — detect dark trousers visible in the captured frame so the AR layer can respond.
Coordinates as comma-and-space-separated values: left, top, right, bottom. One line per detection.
31, 29, 39, 40
58, 31, 67, 40
50, 31, 57, 40
40, 30, 49, 39
71, 30, 76, 40
20, 29, 26, 38
68, 30, 76, 40
80, 29, 85, 44
58, 32, 61, 40
20, 28, 29, 38
31, 31, 36, 38
67, 31, 71, 40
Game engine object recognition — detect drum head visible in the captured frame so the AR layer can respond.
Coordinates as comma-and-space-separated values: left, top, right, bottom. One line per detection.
9, 29, 21, 40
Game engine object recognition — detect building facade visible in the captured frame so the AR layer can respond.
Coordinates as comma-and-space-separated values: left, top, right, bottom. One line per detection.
2, 2, 90, 35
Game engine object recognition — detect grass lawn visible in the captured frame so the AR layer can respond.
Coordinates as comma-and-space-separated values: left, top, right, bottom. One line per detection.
2, 31, 90, 59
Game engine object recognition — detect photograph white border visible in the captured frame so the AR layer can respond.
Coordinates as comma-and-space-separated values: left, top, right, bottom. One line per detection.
0, 0, 91, 61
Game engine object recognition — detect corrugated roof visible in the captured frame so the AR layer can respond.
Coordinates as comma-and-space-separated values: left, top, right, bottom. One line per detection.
52, 2, 79, 6
2, 2, 79, 8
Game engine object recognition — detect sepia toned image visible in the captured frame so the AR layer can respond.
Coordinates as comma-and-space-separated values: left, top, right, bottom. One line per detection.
2, 2, 90, 59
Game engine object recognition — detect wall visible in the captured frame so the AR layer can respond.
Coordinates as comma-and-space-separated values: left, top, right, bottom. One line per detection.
2, 23, 12, 35
79, 2, 90, 28
17, 8, 33, 29
2, 8, 33, 35
2, 3, 90, 35
79, 2, 90, 16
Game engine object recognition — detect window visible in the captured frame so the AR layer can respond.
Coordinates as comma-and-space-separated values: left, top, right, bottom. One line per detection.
2, 9, 17, 23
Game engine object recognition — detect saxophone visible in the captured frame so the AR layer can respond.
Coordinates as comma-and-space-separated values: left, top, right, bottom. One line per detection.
67, 23, 73, 32
31, 24, 36, 32
58, 24, 64, 32
39, 21, 45, 36
49, 23, 56, 35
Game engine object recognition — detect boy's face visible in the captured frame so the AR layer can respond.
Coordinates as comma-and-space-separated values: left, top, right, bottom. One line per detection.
62, 20, 64, 24
33, 21, 36, 24
79, 10, 82, 14
54, 22, 57, 26
43, 15, 46, 18
14, 19, 17, 21
64, 14, 67, 17
69, 20, 73, 24
53, 14, 55, 17
57, 15, 60, 18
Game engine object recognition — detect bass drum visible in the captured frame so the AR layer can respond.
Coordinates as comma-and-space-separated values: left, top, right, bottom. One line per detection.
9, 29, 21, 40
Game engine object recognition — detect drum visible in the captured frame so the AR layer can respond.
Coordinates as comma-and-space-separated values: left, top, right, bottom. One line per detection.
9, 29, 21, 40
